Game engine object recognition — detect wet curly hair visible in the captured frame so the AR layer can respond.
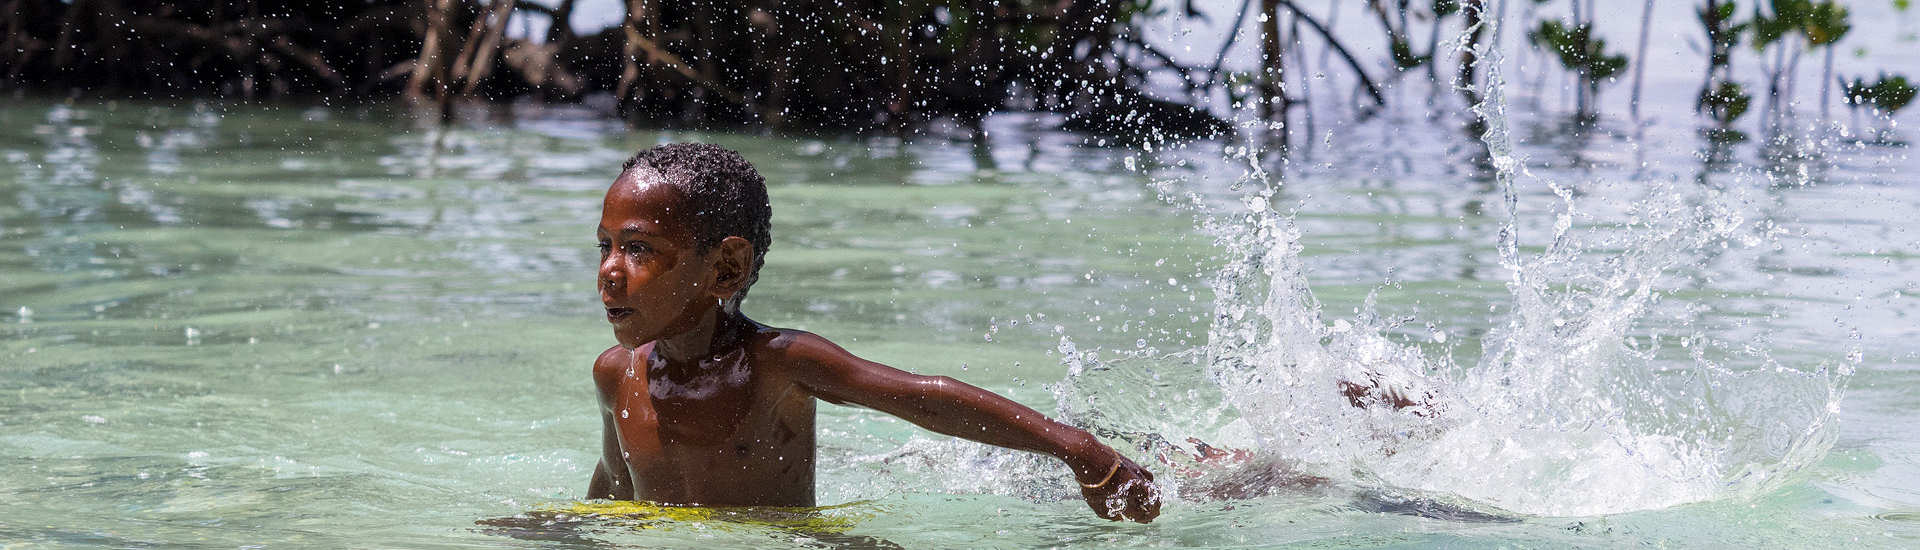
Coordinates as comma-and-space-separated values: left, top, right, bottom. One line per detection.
619, 143, 772, 304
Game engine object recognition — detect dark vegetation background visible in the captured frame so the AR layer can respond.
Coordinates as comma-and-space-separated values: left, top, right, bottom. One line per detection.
1, 1, 1913, 144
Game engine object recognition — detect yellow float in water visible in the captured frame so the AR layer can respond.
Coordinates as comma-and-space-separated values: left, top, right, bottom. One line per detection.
535, 500, 876, 533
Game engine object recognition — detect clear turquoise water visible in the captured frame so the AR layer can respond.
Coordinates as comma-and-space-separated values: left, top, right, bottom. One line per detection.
3, 45, 1919, 547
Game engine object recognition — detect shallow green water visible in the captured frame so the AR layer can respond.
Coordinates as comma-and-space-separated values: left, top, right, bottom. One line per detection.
2, 93, 1917, 548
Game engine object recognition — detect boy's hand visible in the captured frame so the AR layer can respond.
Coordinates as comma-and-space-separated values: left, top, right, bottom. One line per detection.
1076, 451, 1161, 523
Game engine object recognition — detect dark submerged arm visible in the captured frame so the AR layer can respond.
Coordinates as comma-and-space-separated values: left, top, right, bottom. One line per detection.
784, 333, 1159, 522
586, 349, 635, 500
586, 410, 631, 499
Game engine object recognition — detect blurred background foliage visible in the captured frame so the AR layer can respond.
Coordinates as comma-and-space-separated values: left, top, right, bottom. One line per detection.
0, 0, 1912, 142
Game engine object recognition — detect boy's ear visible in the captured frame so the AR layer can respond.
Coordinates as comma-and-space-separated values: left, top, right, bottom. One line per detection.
708, 236, 755, 298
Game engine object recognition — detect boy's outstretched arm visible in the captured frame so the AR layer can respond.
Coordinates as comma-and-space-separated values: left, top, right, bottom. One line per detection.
783, 333, 1160, 523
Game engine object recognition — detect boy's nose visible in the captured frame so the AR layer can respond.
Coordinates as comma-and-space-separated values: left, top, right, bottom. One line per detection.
598, 262, 623, 294
599, 274, 623, 304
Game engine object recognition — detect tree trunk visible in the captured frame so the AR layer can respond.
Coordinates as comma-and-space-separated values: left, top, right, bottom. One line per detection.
617, 0, 656, 121
1699, 0, 1720, 101
1259, 0, 1285, 145
1276, 0, 1385, 108
1784, 39, 1803, 115
1571, 0, 1589, 116
1290, 12, 1314, 137
454, 0, 518, 97
1425, 2, 1443, 95
1629, 0, 1654, 120
1205, 0, 1256, 89
1317, 0, 1339, 84
547, 0, 576, 44
1766, 43, 1785, 120
1820, 45, 1835, 121
407, 0, 464, 114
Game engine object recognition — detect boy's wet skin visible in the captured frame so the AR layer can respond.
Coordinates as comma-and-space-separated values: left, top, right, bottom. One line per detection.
586, 147, 1160, 522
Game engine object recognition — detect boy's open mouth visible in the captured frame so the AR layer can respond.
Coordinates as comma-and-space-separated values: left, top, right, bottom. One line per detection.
605, 307, 634, 322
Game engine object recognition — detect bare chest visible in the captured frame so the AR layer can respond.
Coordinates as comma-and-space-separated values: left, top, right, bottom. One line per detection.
606, 366, 817, 505
613, 366, 758, 450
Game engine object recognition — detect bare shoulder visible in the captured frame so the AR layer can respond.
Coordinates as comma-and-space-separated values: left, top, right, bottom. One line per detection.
591, 344, 638, 394
748, 328, 870, 387
747, 327, 921, 406
750, 328, 855, 371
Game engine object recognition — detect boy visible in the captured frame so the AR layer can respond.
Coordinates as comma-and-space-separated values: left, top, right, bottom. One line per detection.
585, 143, 1161, 523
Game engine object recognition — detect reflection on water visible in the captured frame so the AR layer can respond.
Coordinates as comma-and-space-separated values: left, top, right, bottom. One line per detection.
1, 74, 1917, 547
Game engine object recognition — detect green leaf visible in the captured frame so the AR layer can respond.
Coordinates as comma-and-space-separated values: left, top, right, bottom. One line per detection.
1771, 0, 1814, 23
1751, 14, 1781, 50
1801, 2, 1850, 46
1870, 74, 1917, 113
1698, 81, 1752, 124
1529, 20, 1627, 92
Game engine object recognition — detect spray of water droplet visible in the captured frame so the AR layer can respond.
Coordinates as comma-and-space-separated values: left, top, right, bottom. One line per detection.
1042, 2, 1848, 516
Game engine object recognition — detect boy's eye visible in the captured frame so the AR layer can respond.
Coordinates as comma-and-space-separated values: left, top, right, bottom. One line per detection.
623, 241, 650, 255
596, 240, 611, 253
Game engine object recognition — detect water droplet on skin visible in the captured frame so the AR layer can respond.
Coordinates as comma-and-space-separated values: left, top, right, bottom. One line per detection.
621, 409, 629, 419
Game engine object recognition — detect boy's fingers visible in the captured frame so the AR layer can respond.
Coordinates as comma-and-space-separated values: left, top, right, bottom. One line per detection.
1086, 488, 1123, 521
1128, 479, 1162, 523
1101, 499, 1125, 521
1083, 460, 1161, 523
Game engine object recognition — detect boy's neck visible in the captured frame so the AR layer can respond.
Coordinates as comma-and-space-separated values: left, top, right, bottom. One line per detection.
650, 307, 749, 369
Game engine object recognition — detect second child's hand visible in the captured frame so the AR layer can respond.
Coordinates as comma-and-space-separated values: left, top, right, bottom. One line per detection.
1075, 449, 1161, 523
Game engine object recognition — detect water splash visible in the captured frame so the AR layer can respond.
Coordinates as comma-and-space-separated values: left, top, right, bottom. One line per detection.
1049, 1, 1850, 516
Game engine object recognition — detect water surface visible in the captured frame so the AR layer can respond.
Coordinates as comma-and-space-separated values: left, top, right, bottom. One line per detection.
2, 70, 1918, 548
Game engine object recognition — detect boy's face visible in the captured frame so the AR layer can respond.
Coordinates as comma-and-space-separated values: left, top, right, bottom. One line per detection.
596, 174, 717, 349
